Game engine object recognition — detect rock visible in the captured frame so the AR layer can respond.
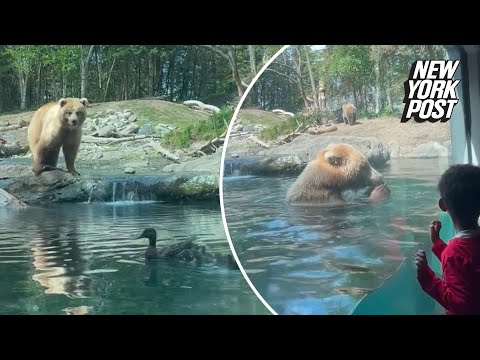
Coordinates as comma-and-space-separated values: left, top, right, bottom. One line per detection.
233, 124, 243, 132
97, 125, 117, 138
106, 109, 115, 115
0, 142, 30, 158
123, 109, 133, 114
263, 135, 390, 168
0, 188, 28, 208
404, 142, 448, 158
254, 125, 264, 133
223, 155, 304, 176
231, 153, 240, 158
138, 123, 154, 135
127, 115, 137, 123
0, 165, 219, 204
244, 125, 255, 133
162, 150, 223, 173
388, 140, 401, 158
120, 123, 140, 136
123, 112, 132, 118
124, 167, 136, 174
124, 160, 149, 168
94, 112, 104, 119
108, 115, 118, 122
154, 124, 173, 137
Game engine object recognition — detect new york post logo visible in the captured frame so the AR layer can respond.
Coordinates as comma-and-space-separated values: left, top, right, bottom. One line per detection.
401, 60, 460, 123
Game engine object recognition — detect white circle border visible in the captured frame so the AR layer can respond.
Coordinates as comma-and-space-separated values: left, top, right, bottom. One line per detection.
220, 45, 290, 316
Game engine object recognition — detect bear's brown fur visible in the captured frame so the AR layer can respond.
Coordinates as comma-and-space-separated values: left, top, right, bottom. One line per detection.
28, 98, 88, 176
286, 143, 384, 204
342, 102, 357, 125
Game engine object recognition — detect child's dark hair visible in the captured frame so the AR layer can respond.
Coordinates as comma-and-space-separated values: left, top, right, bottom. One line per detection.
438, 164, 480, 220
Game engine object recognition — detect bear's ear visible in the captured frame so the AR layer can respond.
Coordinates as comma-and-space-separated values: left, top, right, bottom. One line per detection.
59, 98, 67, 107
325, 151, 343, 167
80, 98, 88, 107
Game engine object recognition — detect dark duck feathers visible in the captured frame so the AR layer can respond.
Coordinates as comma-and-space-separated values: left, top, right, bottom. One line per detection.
138, 228, 240, 270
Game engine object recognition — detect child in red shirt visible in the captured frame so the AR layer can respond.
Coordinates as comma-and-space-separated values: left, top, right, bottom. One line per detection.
416, 164, 480, 315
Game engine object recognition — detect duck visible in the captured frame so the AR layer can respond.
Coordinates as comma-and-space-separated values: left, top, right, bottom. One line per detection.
137, 228, 240, 270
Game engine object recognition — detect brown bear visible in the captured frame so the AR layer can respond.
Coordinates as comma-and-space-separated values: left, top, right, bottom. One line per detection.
28, 98, 88, 176
286, 143, 387, 204
339, 102, 357, 125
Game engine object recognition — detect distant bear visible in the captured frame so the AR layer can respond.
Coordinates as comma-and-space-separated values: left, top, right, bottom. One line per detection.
28, 98, 88, 176
286, 143, 386, 204
336, 102, 357, 125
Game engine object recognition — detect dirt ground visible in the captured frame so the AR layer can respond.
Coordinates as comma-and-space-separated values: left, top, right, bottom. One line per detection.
236, 109, 452, 149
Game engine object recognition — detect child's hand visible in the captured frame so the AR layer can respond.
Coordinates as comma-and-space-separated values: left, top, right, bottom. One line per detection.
415, 250, 429, 275
430, 220, 442, 244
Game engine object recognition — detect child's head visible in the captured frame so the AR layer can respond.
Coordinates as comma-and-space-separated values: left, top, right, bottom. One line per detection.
438, 164, 480, 223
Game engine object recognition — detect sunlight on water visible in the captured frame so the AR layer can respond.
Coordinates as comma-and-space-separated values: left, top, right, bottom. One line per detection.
223, 158, 450, 315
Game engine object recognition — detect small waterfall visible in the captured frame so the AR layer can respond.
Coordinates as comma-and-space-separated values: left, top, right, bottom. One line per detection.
87, 187, 94, 204
112, 182, 117, 203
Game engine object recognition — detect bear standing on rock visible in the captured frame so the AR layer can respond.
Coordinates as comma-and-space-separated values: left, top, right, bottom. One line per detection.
286, 143, 390, 205
28, 98, 88, 176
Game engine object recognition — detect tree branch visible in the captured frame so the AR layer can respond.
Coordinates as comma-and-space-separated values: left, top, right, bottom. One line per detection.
201, 45, 230, 61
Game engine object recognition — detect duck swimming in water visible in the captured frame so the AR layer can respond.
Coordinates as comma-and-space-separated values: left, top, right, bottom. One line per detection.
138, 228, 240, 270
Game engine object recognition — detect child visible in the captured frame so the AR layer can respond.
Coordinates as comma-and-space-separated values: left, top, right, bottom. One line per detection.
416, 164, 480, 315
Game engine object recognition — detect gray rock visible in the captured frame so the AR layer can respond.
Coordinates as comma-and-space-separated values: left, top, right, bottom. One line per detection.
124, 167, 136, 174
138, 123, 154, 135
405, 142, 449, 158
223, 155, 305, 176
0, 188, 28, 208
123, 112, 132, 119
97, 125, 117, 138
106, 109, 115, 115
127, 115, 137, 123
0, 165, 219, 204
162, 150, 223, 173
123, 109, 133, 114
244, 125, 255, 133
264, 135, 390, 168
120, 123, 140, 136
231, 153, 240, 158
108, 115, 118, 122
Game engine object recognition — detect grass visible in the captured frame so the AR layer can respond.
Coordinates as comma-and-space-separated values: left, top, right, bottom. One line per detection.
162, 107, 233, 149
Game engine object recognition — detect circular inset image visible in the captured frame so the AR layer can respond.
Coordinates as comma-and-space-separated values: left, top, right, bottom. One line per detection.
221, 45, 461, 315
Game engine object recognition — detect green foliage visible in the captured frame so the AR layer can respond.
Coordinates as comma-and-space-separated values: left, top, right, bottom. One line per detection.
162, 107, 233, 149
0, 45, 281, 115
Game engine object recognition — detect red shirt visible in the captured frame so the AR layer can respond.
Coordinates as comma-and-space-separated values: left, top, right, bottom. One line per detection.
417, 232, 480, 315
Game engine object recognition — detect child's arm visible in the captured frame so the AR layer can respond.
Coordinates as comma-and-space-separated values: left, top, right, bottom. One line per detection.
417, 254, 468, 314
430, 221, 447, 260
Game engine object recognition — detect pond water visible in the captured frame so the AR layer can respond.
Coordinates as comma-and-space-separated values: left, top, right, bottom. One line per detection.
0, 200, 269, 315
222, 157, 452, 315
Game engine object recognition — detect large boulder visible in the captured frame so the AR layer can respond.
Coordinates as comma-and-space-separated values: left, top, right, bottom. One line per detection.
263, 135, 390, 168
0, 165, 218, 205
0, 188, 28, 208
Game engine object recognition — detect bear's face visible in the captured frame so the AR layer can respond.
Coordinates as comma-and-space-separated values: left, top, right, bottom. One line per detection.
316, 143, 383, 190
58, 98, 88, 129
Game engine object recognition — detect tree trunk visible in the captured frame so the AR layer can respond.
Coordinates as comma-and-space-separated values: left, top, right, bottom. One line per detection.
248, 45, 256, 77
148, 50, 154, 97
36, 63, 42, 105
62, 69, 67, 98
103, 58, 116, 102
228, 47, 247, 97
304, 46, 318, 109
374, 59, 381, 115
19, 71, 28, 110
80, 45, 95, 98
96, 47, 102, 92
